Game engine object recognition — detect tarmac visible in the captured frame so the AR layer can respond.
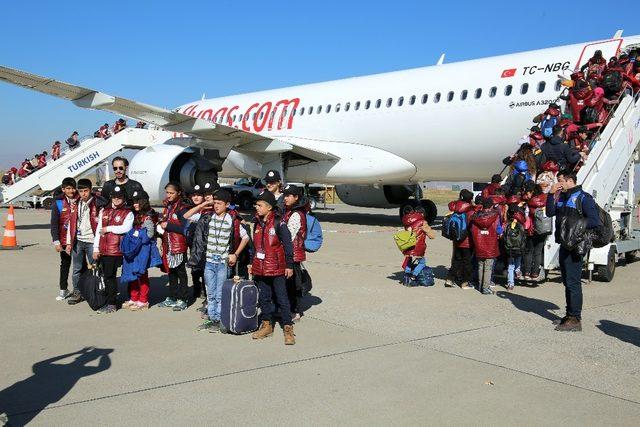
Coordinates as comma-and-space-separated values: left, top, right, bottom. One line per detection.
0, 204, 639, 426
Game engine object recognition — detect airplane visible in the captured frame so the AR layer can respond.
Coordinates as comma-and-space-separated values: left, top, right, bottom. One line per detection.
1, 31, 638, 222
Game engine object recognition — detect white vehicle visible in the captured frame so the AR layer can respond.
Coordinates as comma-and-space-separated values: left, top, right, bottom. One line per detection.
1, 31, 639, 279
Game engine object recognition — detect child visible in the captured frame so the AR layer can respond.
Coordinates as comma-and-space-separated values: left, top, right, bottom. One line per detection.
444, 189, 475, 289
470, 198, 503, 295
523, 184, 549, 281
122, 190, 160, 311
92, 186, 134, 313
188, 189, 249, 332
249, 191, 296, 345
282, 184, 310, 318
504, 205, 527, 290
50, 177, 79, 301
401, 211, 436, 286
157, 182, 190, 311
183, 184, 207, 301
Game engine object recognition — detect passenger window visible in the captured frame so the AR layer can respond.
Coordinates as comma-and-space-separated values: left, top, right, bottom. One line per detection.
434, 92, 441, 103
326, 104, 332, 113
233, 114, 237, 122
308, 106, 313, 114
292, 109, 296, 116
537, 81, 546, 93
421, 94, 428, 104
409, 95, 416, 105
355, 101, 361, 110
317, 105, 322, 114
336, 103, 341, 112
345, 102, 350, 111
386, 98, 393, 107
504, 85, 513, 96
375, 99, 381, 108
521, 83, 529, 94
489, 86, 497, 97
475, 88, 482, 99
259, 112, 264, 120
365, 100, 371, 109
398, 96, 404, 106
252, 113, 256, 120
300, 107, 305, 116
460, 90, 468, 100
555, 79, 562, 91
447, 91, 454, 102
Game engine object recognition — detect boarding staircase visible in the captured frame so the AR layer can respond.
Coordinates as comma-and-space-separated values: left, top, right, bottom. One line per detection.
543, 92, 640, 279
1, 128, 173, 204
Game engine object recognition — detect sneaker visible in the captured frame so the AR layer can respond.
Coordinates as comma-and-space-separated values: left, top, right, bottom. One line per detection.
56, 289, 70, 301
201, 313, 210, 320
130, 302, 149, 311
444, 279, 455, 288
460, 282, 474, 290
522, 275, 531, 281
122, 300, 135, 309
197, 320, 215, 331
507, 284, 515, 291
196, 304, 208, 313
157, 297, 177, 308
481, 287, 494, 295
292, 313, 302, 322
172, 299, 188, 311
208, 321, 221, 333
96, 304, 117, 314
67, 290, 84, 305
530, 274, 540, 281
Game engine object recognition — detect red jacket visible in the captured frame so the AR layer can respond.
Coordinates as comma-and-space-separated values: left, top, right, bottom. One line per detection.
284, 206, 307, 262
470, 209, 501, 259
401, 214, 426, 257
568, 86, 592, 123
98, 206, 130, 256
252, 211, 286, 276
162, 199, 188, 255
481, 182, 501, 199
448, 200, 474, 249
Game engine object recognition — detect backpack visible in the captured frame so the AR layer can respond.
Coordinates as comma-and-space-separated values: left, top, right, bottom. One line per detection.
602, 71, 623, 93
304, 212, 323, 252
581, 106, 599, 124
442, 212, 469, 242
504, 221, 526, 255
576, 196, 614, 248
393, 229, 417, 252
540, 114, 558, 138
534, 207, 553, 235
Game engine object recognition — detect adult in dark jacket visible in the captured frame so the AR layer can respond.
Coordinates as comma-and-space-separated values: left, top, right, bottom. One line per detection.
540, 126, 581, 170
546, 170, 601, 332
101, 156, 144, 205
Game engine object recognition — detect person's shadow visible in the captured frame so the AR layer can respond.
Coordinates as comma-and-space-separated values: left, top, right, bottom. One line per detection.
597, 320, 640, 347
496, 291, 561, 322
0, 347, 113, 425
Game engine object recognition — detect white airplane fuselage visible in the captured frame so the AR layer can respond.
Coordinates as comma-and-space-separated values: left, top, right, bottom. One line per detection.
172, 36, 640, 184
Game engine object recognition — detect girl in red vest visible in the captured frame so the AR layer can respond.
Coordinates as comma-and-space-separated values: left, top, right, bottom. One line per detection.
157, 182, 190, 311
250, 191, 296, 345
92, 186, 134, 313
282, 184, 309, 321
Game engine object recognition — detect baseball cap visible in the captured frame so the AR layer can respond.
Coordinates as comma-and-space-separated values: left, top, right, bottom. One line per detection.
264, 170, 281, 183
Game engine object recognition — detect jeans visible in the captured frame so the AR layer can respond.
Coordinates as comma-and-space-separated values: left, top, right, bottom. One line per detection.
477, 258, 495, 291
559, 247, 584, 319
59, 250, 72, 291
256, 275, 291, 325
71, 240, 93, 292
507, 257, 522, 286
204, 261, 228, 322
522, 234, 546, 277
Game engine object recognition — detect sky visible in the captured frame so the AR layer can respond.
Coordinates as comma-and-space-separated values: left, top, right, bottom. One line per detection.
0, 0, 638, 168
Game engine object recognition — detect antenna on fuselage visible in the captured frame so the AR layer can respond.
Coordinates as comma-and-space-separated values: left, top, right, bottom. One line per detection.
436, 53, 445, 66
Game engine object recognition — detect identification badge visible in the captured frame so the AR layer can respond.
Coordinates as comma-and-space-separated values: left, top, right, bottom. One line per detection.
115, 215, 121, 222
269, 228, 276, 236
133, 230, 139, 237
256, 252, 266, 260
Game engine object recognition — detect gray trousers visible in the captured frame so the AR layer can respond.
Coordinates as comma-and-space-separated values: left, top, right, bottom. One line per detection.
72, 240, 94, 291
477, 258, 495, 291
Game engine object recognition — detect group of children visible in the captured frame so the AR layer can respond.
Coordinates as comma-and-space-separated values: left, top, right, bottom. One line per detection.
50, 169, 314, 345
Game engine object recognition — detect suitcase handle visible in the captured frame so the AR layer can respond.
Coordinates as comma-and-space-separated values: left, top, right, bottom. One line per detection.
239, 286, 257, 319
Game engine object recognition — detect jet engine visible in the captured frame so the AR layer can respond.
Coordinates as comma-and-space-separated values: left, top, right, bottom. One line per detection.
335, 184, 416, 208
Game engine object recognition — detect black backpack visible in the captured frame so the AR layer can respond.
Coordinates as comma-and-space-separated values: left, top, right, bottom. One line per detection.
577, 198, 615, 248
581, 106, 599, 124
504, 221, 526, 255
78, 266, 107, 311
603, 71, 623, 93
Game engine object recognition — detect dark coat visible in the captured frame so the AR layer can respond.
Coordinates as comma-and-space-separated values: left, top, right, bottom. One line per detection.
540, 136, 581, 169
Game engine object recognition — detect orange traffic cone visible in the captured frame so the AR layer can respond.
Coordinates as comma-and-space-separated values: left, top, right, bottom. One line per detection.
1, 205, 22, 250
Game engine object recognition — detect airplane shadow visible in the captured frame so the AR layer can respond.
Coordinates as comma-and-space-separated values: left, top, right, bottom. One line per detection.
0, 347, 113, 426
597, 320, 640, 347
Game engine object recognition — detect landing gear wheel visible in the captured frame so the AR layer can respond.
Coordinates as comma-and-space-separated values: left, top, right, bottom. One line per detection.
419, 199, 438, 225
237, 194, 254, 211
625, 250, 637, 263
596, 246, 616, 282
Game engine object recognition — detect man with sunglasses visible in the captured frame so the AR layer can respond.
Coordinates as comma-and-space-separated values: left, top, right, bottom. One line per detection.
101, 156, 144, 205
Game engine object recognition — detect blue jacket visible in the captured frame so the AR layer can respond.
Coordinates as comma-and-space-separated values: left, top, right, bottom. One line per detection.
120, 228, 163, 283
546, 185, 601, 229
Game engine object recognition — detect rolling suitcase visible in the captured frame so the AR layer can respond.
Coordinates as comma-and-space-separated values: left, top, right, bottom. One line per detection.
219, 274, 259, 334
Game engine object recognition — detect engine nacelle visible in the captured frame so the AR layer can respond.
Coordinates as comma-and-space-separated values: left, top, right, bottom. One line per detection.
335, 184, 416, 208
129, 142, 219, 203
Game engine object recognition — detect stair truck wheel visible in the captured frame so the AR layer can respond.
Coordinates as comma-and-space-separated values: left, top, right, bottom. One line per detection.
596, 246, 616, 282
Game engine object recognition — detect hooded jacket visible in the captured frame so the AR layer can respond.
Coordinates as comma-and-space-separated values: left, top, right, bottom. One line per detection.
119, 228, 162, 283
447, 200, 474, 249
540, 136, 581, 169
470, 209, 502, 259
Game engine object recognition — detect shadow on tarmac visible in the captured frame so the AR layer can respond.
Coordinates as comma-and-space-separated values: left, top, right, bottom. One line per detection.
315, 211, 399, 227
14, 223, 50, 230
597, 320, 640, 347
0, 347, 113, 426
496, 291, 561, 322
387, 265, 449, 283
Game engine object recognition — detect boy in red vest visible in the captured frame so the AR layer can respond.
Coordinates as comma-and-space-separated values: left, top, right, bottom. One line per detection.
250, 191, 295, 345
50, 177, 79, 301
92, 186, 134, 313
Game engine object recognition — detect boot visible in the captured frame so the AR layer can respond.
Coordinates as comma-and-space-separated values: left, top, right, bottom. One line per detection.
284, 324, 296, 345
554, 316, 582, 332
252, 320, 274, 339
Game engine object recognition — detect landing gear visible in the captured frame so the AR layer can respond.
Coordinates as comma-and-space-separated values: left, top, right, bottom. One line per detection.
399, 199, 438, 225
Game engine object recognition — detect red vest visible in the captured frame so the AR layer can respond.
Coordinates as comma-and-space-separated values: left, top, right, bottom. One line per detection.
284, 208, 307, 262
99, 206, 130, 256
162, 200, 187, 254
252, 212, 286, 276
57, 196, 79, 246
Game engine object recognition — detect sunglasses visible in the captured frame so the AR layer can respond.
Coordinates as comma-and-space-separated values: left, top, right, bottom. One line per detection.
113, 166, 126, 171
